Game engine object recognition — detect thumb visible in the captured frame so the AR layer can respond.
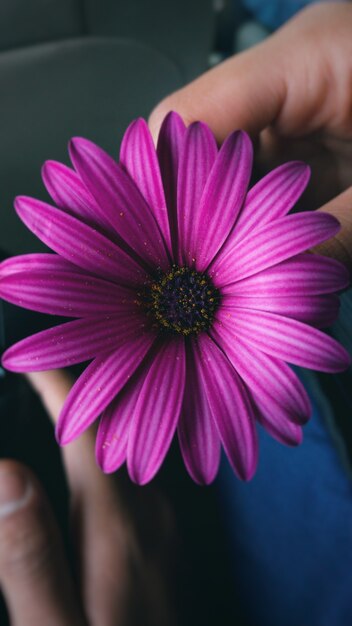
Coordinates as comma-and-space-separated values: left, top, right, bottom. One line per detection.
149, 4, 352, 143
314, 186, 352, 274
149, 36, 286, 142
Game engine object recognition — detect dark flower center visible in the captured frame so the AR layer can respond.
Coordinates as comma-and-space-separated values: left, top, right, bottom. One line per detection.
143, 266, 221, 336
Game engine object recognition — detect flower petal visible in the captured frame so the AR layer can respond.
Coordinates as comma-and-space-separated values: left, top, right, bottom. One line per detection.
69, 137, 169, 269
254, 395, 303, 447
56, 333, 156, 445
194, 130, 253, 270
194, 334, 258, 481
0, 268, 134, 317
221, 253, 350, 297
96, 364, 148, 474
41, 160, 107, 227
120, 118, 171, 254
215, 308, 351, 372
211, 212, 341, 287
178, 344, 221, 485
222, 293, 340, 328
233, 161, 310, 243
0, 254, 78, 277
212, 329, 311, 425
177, 122, 217, 265
127, 338, 186, 485
2, 313, 146, 371
15, 196, 148, 286
157, 111, 186, 256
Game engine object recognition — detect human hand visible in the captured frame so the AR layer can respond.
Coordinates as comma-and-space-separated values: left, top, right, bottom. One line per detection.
0, 370, 175, 626
149, 2, 352, 271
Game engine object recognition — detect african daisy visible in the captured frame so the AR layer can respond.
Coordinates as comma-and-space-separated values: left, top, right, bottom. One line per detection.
0, 112, 350, 484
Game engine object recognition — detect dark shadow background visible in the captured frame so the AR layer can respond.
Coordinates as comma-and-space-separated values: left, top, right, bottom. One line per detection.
0, 2, 250, 624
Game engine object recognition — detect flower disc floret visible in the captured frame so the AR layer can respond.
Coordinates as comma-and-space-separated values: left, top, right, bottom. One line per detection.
144, 266, 221, 336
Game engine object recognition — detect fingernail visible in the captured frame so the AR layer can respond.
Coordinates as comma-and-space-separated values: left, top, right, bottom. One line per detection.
0, 470, 32, 519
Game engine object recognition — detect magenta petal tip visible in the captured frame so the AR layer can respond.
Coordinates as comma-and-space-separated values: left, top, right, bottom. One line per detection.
13, 194, 27, 213
96, 453, 116, 475
237, 458, 258, 482
68, 136, 95, 161
55, 422, 67, 446
337, 347, 352, 371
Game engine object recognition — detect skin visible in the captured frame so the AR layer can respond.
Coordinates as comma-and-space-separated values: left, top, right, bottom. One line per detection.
0, 370, 176, 626
150, 2, 352, 272
0, 3, 351, 622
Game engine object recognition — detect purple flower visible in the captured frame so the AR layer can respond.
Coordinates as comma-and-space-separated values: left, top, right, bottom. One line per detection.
0, 113, 350, 485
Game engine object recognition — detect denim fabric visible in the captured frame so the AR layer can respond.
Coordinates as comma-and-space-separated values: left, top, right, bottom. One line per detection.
219, 380, 352, 626
241, 0, 337, 28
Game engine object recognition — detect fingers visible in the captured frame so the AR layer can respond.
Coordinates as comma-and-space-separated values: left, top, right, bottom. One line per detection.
26, 369, 73, 423
0, 460, 86, 626
149, 3, 352, 142
26, 369, 132, 626
26, 369, 105, 486
314, 186, 352, 274
149, 34, 286, 142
